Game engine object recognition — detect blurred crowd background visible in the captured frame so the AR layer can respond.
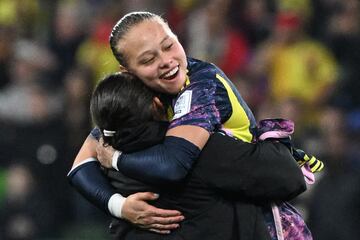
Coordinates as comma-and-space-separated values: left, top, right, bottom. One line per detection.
0, 0, 359, 239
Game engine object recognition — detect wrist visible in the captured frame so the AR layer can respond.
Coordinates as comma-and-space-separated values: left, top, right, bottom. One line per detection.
108, 193, 126, 218
112, 150, 121, 171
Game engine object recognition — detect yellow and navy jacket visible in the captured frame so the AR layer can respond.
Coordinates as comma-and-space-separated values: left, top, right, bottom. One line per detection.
169, 57, 257, 143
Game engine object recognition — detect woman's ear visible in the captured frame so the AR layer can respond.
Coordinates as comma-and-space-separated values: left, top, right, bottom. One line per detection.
152, 97, 167, 121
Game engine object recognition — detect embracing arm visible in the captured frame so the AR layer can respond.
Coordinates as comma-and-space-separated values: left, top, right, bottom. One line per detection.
68, 158, 121, 215
68, 136, 124, 217
196, 133, 306, 201
108, 126, 209, 184
68, 133, 184, 233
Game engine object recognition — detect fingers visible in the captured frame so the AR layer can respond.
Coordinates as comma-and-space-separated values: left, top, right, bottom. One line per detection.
95, 143, 113, 168
123, 191, 185, 234
138, 215, 183, 234
135, 192, 185, 216
148, 207, 183, 218
135, 212, 185, 227
148, 228, 171, 234
144, 222, 182, 235
148, 215, 184, 225
95, 144, 104, 158
147, 223, 180, 230
134, 192, 160, 201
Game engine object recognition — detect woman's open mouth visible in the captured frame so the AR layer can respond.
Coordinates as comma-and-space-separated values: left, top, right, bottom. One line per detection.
161, 65, 179, 80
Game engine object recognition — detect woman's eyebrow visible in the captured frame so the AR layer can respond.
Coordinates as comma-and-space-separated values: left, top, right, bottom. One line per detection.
138, 50, 154, 59
160, 35, 170, 44
137, 36, 171, 59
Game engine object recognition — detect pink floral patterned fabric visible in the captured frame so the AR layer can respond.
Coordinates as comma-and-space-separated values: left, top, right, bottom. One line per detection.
266, 202, 313, 240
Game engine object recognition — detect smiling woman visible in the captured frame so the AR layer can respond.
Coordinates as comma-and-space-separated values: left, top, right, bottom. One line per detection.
110, 12, 188, 95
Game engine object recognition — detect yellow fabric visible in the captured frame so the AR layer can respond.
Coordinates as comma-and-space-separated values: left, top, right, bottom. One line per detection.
216, 74, 253, 143
167, 105, 174, 120
76, 40, 119, 86
175, 0, 197, 11
167, 73, 253, 143
277, 0, 312, 18
0, 0, 39, 26
0, 0, 16, 25
180, 75, 191, 91
314, 161, 324, 172
269, 39, 338, 105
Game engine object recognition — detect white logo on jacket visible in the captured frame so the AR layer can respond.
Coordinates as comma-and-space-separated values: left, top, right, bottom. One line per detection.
173, 90, 192, 120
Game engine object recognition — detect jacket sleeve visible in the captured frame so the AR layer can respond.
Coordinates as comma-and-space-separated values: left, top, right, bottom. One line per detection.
116, 136, 200, 185
67, 159, 115, 214
195, 133, 306, 201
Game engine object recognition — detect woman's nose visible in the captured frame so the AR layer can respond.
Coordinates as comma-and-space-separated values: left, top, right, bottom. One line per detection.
159, 53, 172, 68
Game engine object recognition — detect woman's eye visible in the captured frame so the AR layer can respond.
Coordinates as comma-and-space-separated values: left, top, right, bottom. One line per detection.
164, 43, 173, 50
142, 57, 155, 64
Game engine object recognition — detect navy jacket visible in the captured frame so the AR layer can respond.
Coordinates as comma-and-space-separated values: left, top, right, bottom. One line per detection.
106, 133, 306, 240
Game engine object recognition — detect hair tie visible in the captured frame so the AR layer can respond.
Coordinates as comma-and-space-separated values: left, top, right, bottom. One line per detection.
103, 129, 116, 137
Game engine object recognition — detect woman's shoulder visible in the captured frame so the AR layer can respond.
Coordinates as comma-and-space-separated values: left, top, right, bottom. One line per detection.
187, 57, 219, 77
187, 57, 232, 90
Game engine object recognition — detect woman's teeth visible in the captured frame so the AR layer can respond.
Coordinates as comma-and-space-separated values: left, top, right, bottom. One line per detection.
164, 66, 179, 79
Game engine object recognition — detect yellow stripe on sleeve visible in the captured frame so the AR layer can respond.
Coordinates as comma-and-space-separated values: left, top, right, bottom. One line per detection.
216, 74, 253, 142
